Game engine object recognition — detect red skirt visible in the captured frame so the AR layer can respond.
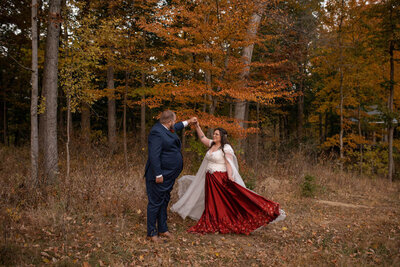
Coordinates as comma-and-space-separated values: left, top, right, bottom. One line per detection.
188, 171, 280, 235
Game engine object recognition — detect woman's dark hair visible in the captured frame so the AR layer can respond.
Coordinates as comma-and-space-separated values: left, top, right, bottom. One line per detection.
209, 128, 230, 156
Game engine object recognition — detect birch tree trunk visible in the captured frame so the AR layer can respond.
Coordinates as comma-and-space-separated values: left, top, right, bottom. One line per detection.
235, 8, 264, 127
43, 0, 62, 184
107, 66, 117, 153
31, 0, 39, 186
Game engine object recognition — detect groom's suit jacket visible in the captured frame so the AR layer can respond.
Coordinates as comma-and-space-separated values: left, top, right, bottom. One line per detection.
144, 122, 184, 186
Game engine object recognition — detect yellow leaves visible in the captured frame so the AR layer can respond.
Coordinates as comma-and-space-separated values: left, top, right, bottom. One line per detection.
5, 207, 21, 222
38, 96, 46, 115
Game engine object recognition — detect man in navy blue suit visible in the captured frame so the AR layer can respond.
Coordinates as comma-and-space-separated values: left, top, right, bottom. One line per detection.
144, 110, 197, 242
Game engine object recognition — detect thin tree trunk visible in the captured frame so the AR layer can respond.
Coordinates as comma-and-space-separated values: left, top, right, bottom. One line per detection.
338, 0, 344, 172
66, 96, 70, 185
358, 105, 363, 175
43, 0, 62, 183
319, 113, 323, 145
65, 94, 71, 211
297, 83, 304, 140
235, 7, 264, 127
254, 102, 260, 176
107, 65, 117, 153
141, 72, 146, 149
388, 38, 394, 181
123, 71, 129, 170
4, 96, 7, 145
0, 86, 3, 144
202, 95, 207, 113
31, 0, 39, 186
325, 111, 329, 141
81, 103, 90, 143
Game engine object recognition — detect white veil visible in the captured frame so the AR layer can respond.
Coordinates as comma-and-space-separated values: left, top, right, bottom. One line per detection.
171, 144, 245, 220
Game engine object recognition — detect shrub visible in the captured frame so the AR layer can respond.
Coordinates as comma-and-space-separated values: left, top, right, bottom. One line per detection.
301, 174, 317, 197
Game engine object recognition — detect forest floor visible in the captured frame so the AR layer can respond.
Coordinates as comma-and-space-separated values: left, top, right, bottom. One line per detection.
0, 144, 399, 266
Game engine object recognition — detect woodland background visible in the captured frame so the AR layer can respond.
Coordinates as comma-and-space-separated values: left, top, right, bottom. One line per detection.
0, 0, 399, 265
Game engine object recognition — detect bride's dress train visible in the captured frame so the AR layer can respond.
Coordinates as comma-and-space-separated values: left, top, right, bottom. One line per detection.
171, 144, 285, 235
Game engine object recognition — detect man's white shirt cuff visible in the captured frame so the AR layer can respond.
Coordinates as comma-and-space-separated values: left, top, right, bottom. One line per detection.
156, 175, 162, 178
183, 121, 188, 127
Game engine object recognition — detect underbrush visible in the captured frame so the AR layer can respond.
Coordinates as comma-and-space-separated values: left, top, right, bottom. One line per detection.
0, 140, 399, 265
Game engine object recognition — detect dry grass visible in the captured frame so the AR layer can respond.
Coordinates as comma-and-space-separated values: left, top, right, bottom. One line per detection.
0, 141, 399, 266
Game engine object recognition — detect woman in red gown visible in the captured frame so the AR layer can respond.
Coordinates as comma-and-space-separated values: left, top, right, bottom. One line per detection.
172, 122, 285, 235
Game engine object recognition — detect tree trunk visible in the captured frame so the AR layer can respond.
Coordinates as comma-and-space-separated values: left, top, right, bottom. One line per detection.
65, 94, 72, 210
0, 87, 3, 144
107, 65, 117, 153
254, 102, 260, 176
325, 111, 329, 141
358, 105, 363, 175
338, 0, 345, 172
297, 83, 304, 141
319, 113, 323, 145
2, 72, 7, 145
388, 39, 394, 181
204, 39, 215, 136
141, 72, 146, 149
31, 0, 39, 186
123, 71, 129, 169
43, 0, 62, 184
81, 103, 90, 143
235, 8, 264, 127
66, 96, 71, 185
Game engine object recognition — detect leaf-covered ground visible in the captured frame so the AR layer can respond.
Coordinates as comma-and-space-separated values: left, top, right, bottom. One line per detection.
2, 186, 399, 266
1, 147, 399, 266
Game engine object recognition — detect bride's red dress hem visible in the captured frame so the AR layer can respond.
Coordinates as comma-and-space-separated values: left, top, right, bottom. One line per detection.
188, 171, 280, 235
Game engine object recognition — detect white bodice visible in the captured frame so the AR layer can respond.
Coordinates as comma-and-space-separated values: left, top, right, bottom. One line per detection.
205, 149, 226, 173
